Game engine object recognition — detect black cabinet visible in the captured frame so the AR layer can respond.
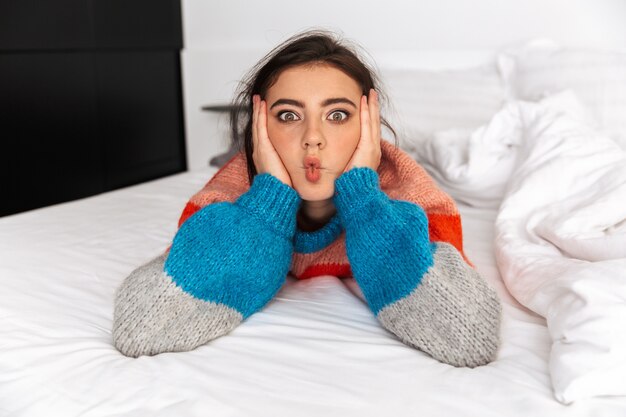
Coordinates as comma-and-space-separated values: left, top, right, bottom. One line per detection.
0, 0, 186, 217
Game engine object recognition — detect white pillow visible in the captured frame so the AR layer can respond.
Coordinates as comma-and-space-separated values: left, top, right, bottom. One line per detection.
380, 64, 507, 153
413, 120, 519, 210
411, 89, 597, 209
497, 39, 626, 149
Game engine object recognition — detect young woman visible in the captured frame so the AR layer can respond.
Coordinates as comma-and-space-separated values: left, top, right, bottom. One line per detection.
113, 30, 502, 367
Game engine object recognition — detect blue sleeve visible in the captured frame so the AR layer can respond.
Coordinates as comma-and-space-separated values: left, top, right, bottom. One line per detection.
333, 168, 501, 367
163, 173, 301, 319
333, 167, 435, 314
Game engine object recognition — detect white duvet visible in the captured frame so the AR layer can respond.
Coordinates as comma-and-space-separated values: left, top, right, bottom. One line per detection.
414, 90, 626, 404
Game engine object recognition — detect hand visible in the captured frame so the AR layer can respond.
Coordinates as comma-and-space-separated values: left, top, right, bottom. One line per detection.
252, 95, 293, 187
344, 89, 382, 172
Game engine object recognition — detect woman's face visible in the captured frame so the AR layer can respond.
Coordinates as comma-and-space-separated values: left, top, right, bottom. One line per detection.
264, 64, 362, 201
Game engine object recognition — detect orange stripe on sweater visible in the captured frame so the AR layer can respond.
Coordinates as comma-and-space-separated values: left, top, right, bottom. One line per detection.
427, 212, 473, 267
427, 213, 463, 251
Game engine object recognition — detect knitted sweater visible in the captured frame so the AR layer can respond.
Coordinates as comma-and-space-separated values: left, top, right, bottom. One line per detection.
113, 140, 502, 365
170, 140, 470, 279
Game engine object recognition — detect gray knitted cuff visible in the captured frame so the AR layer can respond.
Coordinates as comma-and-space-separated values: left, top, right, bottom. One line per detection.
113, 254, 242, 357
377, 242, 502, 367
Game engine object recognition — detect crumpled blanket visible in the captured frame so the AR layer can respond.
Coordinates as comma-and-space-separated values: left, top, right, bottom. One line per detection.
412, 89, 626, 404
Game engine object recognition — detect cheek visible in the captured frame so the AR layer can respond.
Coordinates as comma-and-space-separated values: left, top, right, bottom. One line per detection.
347, 122, 361, 149
330, 122, 360, 162
266, 120, 298, 160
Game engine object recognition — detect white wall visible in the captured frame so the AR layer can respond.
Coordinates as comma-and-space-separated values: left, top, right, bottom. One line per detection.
180, 0, 626, 170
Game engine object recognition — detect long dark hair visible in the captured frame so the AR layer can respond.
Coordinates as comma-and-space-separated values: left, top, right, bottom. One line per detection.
229, 29, 397, 183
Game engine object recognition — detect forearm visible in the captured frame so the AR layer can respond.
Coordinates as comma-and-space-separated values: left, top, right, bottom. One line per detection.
113, 174, 301, 357
334, 168, 501, 367
334, 168, 434, 312
162, 174, 300, 314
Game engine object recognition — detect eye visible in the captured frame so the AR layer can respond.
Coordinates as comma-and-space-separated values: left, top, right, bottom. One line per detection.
328, 110, 349, 122
278, 111, 300, 122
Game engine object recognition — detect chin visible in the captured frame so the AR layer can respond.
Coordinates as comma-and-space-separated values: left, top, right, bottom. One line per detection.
292, 179, 335, 202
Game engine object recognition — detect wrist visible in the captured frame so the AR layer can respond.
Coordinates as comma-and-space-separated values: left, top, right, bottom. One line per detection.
333, 167, 386, 225
236, 173, 301, 239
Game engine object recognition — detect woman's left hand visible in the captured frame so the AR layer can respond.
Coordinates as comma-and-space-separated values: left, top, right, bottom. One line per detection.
344, 88, 382, 172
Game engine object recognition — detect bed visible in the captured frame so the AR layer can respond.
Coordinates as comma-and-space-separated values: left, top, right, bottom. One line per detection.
2, 39, 626, 416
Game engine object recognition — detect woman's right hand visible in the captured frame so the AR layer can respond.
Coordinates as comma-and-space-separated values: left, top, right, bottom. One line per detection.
252, 95, 293, 187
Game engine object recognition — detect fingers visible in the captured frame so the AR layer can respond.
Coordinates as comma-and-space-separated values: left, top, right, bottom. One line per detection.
250, 94, 292, 186
360, 94, 371, 143
360, 89, 381, 143
252, 94, 270, 150
368, 89, 381, 146
258, 99, 269, 143
252, 94, 259, 152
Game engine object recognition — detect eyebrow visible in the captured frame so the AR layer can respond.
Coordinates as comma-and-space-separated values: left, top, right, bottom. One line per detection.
269, 97, 357, 110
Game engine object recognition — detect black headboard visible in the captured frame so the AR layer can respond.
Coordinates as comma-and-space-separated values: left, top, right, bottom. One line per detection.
0, 0, 186, 217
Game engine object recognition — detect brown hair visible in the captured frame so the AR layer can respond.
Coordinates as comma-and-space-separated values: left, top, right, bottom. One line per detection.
229, 29, 397, 183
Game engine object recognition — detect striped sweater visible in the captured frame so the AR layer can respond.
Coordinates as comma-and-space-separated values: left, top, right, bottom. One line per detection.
170, 140, 470, 278
113, 140, 501, 365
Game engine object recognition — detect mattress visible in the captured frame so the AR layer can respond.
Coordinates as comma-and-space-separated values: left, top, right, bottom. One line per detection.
1, 166, 625, 416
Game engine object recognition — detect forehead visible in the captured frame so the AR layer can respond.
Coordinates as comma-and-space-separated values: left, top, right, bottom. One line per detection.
266, 64, 362, 100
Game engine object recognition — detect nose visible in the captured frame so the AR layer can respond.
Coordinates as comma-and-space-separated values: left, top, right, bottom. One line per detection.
301, 120, 326, 150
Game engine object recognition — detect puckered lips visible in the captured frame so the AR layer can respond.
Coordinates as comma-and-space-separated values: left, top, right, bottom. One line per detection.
303, 155, 321, 183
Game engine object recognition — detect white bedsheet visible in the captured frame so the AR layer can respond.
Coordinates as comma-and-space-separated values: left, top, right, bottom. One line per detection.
1, 168, 625, 416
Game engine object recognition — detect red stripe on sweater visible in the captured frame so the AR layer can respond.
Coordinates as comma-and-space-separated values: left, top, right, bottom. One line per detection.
177, 153, 243, 229
178, 202, 202, 228
296, 263, 353, 280
174, 205, 472, 273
